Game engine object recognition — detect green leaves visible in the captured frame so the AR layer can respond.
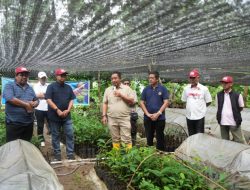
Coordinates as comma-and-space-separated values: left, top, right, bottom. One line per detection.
0, 111, 6, 146
97, 147, 225, 190
72, 106, 110, 146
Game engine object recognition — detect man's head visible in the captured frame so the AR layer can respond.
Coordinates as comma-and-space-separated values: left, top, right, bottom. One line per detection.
122, 78, 131, 87
148, 71, 159, 86
111, 71, 121, 87
55, 68, 68, 83
15, 67, 30, 86
220, 76, 233, 91
189, 69, 200, 86
38, 71, 47, 85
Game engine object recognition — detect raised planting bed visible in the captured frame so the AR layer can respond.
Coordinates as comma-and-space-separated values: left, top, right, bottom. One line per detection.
96, 147, 230, 190
75, 144, 98, 158
94, 165, 127, 190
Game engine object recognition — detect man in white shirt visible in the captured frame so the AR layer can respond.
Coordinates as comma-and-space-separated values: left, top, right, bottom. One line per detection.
216, 76, 246, 144
33, 72, 49, 146
181, 69, 212, 136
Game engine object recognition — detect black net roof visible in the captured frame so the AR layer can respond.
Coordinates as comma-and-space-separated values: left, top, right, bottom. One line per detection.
0, 0, 249, 83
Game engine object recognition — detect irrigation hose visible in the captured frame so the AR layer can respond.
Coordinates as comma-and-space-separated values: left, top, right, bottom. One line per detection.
127, 149, 227, 190
170, 153, 227, 190
127, 152, 159, 189
56, 165, 81, 176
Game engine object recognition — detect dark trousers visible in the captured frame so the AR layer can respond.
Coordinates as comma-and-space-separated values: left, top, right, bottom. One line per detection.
186, 117, 205, 136
35, 110, 49, 141
144, 119, 165, 151
131, 118, 137, 146
6, 122, 33, 142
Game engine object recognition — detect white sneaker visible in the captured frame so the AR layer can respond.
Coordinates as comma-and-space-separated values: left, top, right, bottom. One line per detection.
41, 142, 45, 147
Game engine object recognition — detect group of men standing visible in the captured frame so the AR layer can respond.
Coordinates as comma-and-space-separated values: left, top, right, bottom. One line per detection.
102, 69, 247, 151
3, 67, 75, 161
182, 70, 246, 144
2, 66, 247, 159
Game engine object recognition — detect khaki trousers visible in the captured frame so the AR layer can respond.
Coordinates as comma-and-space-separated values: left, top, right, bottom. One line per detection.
108, 116, 131, 144
220, 125, 247, 144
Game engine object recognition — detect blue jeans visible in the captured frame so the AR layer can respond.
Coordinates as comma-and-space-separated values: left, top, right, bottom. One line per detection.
50, 119, 74, 156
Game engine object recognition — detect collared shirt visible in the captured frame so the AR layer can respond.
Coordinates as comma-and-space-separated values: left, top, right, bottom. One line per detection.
216, 91, 244, 126
141, 84, 169, 120
45, 82, 76, 122
3, 81, 37, 125
33, 82, 49, 111
103, 84, 135, 118
181, 83, 212, 120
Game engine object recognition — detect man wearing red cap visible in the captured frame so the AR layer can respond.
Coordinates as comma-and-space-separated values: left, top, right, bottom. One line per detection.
216, 76, 246, 144
3, 67, 39, 142
181, 69, 212, 136
45, 68, 76, 161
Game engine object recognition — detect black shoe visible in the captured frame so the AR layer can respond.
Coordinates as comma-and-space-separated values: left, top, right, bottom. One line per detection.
54, 154, 61, 161
67, 154, 75, 160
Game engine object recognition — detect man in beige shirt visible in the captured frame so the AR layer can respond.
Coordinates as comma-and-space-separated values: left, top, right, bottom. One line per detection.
123, 79, 138, 146
102, 71, 135, 150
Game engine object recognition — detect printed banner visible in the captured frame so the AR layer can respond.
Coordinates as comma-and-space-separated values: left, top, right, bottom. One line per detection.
1, 77, 90, 106
66, 81, 90, 106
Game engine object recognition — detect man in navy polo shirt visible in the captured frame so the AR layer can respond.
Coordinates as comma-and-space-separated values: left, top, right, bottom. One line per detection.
3, 66, 39, 142
140, 71, 169, 151
45, 68, 76, 161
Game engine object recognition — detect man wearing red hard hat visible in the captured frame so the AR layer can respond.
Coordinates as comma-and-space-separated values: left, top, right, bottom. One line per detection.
45, 68, 76, 161
181, 69, 212, 136
3, 67, 39, 142
216, 76, 246, 144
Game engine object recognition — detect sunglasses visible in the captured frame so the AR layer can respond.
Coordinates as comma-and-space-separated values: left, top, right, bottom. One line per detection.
189, 77, 196, 79
124, 82, 130, 85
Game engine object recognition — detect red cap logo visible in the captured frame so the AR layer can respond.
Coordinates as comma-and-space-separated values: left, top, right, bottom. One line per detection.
220, 76, 233, 83
55, 68, 68, 75
189, 69, 199, 77
15, 67, 30, 74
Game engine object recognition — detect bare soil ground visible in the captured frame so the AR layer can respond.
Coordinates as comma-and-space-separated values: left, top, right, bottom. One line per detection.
36, 127, 107, 190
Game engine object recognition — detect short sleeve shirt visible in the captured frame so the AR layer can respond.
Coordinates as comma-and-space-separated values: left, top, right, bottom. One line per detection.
3, 81, 37, 125
103, 84, 135, 118
141, 84, 169, 120
45, 82, 76, 122
181, 83, 212, 120
33, 82, 49, 111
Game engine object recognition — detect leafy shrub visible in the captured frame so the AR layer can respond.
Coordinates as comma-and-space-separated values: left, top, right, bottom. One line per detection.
97, 147, 228, 190
72, 105, 110, 145
0, 111, 6, 146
